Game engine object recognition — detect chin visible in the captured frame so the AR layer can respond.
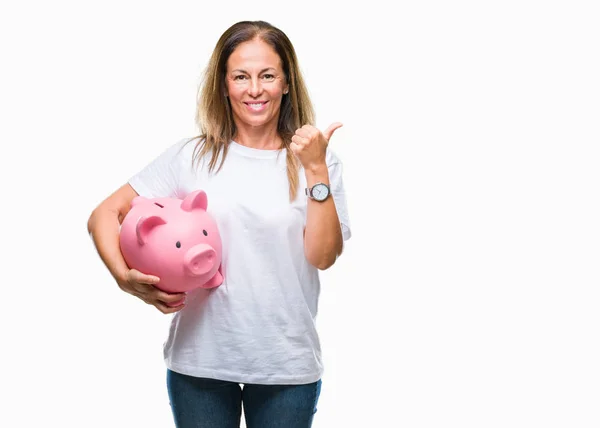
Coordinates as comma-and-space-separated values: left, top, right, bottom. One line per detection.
240, 115, 277, 128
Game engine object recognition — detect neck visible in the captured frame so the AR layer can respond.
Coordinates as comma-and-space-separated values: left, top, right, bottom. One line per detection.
233, 123, 282, 150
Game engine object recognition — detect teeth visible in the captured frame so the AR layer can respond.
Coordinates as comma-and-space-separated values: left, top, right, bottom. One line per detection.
248, 103, 265, 110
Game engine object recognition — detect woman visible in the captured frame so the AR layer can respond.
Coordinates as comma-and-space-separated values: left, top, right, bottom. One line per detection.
87, 20, 351, 428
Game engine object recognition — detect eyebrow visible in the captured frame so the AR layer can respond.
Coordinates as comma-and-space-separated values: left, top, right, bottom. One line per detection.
231, 68, 277, 74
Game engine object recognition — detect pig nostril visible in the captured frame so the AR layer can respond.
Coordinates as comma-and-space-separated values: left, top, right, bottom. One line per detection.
186, 249, 216, 276
176, 241, 181, 248
203, 230, 208, 236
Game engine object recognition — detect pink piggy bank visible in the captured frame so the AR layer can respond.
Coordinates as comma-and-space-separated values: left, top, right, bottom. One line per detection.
119, 189, 223, 300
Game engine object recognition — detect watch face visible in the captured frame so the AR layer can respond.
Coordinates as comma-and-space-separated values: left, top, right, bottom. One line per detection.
311, 183, 330, 201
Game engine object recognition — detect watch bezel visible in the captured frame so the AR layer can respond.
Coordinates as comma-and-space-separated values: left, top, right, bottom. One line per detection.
307, 182, 330, 202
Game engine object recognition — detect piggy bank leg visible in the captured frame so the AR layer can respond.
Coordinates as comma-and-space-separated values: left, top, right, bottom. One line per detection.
202, 265, 224, 289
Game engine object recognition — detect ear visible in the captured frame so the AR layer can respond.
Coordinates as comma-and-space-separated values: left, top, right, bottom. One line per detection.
136, 215, 167, 246
181, 190, 208, 212
130, 196, 146, 208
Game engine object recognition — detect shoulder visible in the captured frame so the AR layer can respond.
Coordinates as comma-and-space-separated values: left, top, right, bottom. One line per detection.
144, 137, 202, 175
156, 137, 202, 168
175, 137, 201, 157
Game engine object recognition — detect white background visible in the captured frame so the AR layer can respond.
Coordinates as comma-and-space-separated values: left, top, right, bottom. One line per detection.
1, 0, 599, 427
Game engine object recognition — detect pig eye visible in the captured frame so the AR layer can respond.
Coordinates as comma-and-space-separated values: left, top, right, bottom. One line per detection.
176, 241, 181, 248
203, 230, 208, 236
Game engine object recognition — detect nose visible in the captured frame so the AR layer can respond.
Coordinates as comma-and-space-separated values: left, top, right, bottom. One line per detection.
184, 244, 217, 277
247, 77, 263, 97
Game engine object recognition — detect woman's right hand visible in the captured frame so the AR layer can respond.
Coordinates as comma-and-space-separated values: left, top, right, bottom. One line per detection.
88, 183, 187, 314
118, 269, 187, 314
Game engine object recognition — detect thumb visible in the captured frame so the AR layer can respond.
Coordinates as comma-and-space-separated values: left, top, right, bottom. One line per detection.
323, 122, 343, 142
130, 269, 160, 284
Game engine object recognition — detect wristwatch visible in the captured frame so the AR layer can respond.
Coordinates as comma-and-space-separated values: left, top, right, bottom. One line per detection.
305, 182, 331, 202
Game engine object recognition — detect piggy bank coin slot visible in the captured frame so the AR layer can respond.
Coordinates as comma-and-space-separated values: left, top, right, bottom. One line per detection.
154, 203, 164, 208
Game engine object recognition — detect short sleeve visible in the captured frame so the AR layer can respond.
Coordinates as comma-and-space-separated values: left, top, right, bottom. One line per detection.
327, 151, 352, 241
128, 139, 189, 199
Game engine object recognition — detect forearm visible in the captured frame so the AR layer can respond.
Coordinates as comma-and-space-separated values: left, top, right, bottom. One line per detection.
87, 208, 129, 284
303, 164, 343, 270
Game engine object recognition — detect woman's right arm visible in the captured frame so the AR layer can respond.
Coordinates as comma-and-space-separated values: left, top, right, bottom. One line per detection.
87, 183, 186, 313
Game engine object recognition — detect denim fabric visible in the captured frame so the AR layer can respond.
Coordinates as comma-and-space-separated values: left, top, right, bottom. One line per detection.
166, 369, 321, 428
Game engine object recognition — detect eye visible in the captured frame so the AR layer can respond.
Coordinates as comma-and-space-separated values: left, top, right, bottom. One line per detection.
176, 241, 181, 248
262, 74, 275, 80
233, 75, 247, 81
203, 230, 208, 236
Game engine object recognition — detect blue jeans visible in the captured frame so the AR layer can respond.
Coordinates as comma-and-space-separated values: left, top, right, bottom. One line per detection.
166, 369, 322, 428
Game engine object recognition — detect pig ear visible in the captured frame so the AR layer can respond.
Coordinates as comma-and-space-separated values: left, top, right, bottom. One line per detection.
130, 196, 147, 208
181, 190, 208, 212
136, 215, 167, 246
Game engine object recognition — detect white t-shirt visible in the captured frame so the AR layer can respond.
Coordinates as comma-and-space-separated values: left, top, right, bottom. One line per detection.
128, 138, 351, 385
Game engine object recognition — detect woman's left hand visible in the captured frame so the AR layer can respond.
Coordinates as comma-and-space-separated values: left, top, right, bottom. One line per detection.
290, 122, 343, 172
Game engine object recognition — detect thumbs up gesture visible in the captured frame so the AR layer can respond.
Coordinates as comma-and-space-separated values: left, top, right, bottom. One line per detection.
290, 122, 343, 172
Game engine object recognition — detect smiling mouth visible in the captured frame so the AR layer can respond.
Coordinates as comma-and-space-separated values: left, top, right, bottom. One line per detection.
244, 101, 268, 111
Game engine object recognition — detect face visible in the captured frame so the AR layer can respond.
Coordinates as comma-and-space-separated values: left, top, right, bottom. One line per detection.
225, 38, 289, 130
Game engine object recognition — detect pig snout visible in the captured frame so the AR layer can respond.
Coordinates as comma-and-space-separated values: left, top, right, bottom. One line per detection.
184, 244, 217, 277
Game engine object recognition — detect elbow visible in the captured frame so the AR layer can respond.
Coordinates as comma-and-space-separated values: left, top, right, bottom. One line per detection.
307, 253, 336, 270
87, 210, 96, 236
306, 240, 343, 271
87, 205, 110, 237
316, 257, 336, 270
87, 201, 123, 236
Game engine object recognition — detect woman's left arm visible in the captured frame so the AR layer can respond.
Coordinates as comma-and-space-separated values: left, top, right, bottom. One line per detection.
291, 122, 348, 270
303, 164, 344, 269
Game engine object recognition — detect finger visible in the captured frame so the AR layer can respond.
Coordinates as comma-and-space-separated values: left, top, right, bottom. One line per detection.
129, 269, 160, 285
289, 142, 302, 154
291, 135, 307, 145
164, 297, 186, 307
323, 122, 343, 141
295, 127, 312, 137
131, 281, 154, 295
155, 289, 187, 304
154, 300, 185, 314
142, 275, 160, 284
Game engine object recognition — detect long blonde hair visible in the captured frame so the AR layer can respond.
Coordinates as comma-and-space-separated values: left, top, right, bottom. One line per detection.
191, 20, 315, 201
